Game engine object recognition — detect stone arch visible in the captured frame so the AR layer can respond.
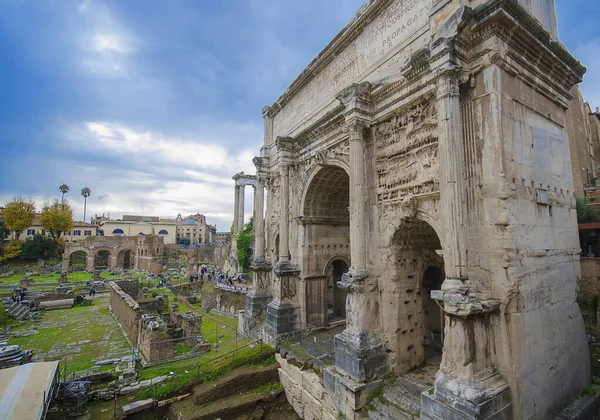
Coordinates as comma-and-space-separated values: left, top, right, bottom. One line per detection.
300, 165, 351, 327
383, 217, 444, 374
301, 164, 350, 221
68, 249, 88, 268
94, 248, 112, 269
117, 248, 135, 269
323, 256, 349, 322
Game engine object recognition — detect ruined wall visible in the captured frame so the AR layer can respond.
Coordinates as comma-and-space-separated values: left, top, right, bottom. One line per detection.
109, 282, 141, 344
566, 86, 594, 196
139, 326, 173, 362
580, 258, 600, 300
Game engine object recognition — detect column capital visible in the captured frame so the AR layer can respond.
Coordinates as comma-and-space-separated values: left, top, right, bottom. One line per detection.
435, 70, 460, 100
346, 119, 369, 141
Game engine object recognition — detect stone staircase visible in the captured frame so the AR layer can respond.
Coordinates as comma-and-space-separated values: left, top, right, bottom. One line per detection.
368, 354, 441, 420
4, 301, 30, 320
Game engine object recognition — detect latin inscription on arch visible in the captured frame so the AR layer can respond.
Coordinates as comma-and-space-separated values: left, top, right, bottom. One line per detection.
272, 0, 440, 135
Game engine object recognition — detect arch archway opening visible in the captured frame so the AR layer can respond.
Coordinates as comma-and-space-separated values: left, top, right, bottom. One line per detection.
389, 218, 444, 372
117, 249, 133, 269
301, 165, 350, 327
94, 250, 111, 269
69, 250, 87, 269
327, 259, 349, 322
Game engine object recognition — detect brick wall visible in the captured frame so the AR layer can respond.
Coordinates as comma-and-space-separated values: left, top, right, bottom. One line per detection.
109, 281, 142, 344
580, 258, 600, 300
139, 328, 174, 362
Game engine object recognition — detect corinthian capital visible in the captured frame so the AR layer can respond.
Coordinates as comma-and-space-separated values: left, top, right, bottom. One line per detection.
436, 73, 460, 100
347, 120, 367, 141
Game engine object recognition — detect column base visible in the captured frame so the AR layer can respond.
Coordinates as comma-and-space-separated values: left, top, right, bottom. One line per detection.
266, 300, 300, 335
334, 330, 387, 383
420, 371, 512, 420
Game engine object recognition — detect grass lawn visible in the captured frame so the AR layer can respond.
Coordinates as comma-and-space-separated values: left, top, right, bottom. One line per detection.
0, 271, 122, 286
6, 295, 131, 373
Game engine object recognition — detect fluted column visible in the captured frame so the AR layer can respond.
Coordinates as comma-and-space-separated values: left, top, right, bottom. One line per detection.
237, 185, 245, 233
278, 164, 290, 263
437, 72, 467, 281
233, 185, 240, 234
253, 178, 265, 260
348, 121, 367, 271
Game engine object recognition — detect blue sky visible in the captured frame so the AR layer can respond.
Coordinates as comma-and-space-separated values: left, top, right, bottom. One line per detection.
0, 0, 598, 230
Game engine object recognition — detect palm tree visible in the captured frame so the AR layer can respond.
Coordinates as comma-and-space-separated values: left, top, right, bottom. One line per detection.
59, 184, 69, 206
81, 187, 91, 222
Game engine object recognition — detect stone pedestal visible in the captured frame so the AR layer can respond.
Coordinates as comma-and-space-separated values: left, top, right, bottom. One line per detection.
334, 268, 387, 383
421, 371, 512, 420
238, 258, 273, 337
334, 330, 387, 383
421, 282, 512, 419
262, 261, 301, 343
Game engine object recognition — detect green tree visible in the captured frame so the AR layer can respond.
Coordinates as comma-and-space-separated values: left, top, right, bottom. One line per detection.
236, 217, 254, 271
81, 187, 91, 222
59, 184, 70, 206
21, 235, 57, 260
3, 197, 35, 239
576, 196, 600, 223
0, 219, 9, 242
40, 199, 73, 240
1, 239, 22, 261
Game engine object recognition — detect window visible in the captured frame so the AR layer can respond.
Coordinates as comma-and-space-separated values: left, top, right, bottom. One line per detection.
27, 229, 35, 235
73, 230, 81, 236
112, 229, 125, 236
66, 232, 71, 236
84, 230, 92, 236
158, 230, 169, 235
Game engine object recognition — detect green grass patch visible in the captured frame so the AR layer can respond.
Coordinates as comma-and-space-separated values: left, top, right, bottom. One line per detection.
581, 385, 597, 398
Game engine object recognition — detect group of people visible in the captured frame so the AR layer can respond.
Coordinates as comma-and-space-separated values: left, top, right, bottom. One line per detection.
194, 265, 244, 286
11, 288, 26, 303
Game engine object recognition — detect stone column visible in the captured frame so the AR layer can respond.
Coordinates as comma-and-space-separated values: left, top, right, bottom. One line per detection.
437, 73, 467, 283
237, 185, 245, 233
109, 255, 117, 270
421, 71, 511, 420
86, 255, 94, 271
333, 119, 386, 383
348, 121, 367, 271
253, 178, 266, 261
278, 164, 290, 264
233, 185, 240, 234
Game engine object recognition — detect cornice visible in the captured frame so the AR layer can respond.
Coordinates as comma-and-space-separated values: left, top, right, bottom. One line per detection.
265, 0, 393, 118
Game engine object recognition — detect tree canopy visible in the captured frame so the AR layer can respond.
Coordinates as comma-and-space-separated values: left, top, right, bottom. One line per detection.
576, 196, 600, 223
0, 219, 9, 242
236, 217, 254, 272
40, 199, 73, 240
3, 197, 36, 238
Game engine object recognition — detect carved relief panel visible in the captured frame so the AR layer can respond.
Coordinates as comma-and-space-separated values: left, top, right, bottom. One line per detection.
375, 101, 440, 203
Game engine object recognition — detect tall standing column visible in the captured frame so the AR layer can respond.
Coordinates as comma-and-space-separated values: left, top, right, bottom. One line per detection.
237, 185, 245, 233
253, 178, 266, 260
233, 185, 240, 234
437, 72, 467, 282
278, 164, 290, 263
348, 120, 367, 272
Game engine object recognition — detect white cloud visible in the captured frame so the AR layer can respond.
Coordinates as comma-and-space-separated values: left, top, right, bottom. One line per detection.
576, 38, 600, 108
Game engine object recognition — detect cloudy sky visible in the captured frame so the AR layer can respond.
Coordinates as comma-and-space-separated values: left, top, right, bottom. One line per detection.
0, 0, 598, 231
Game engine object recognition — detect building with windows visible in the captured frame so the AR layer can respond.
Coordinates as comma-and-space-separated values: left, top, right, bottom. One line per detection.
100, 215, 176, 244
214, 232, 231, 246
64, 222, 98, 243
174, 213, 216, 245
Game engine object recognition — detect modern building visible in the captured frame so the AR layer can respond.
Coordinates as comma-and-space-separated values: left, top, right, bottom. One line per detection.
174, 213, 216, 245
214, 231, 231, 246
100, 215, 177, 245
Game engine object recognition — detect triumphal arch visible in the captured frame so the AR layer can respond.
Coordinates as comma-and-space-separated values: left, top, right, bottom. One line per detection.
236, 0, 590, 418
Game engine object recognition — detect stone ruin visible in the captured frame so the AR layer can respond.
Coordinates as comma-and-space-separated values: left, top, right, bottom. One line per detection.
109, 280, 210, 362
234, 0, 593, 419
